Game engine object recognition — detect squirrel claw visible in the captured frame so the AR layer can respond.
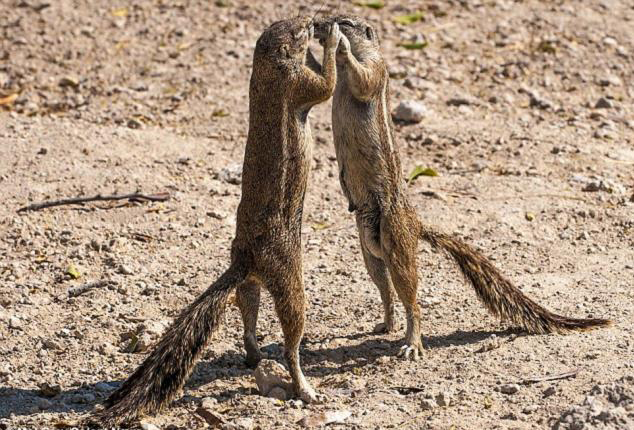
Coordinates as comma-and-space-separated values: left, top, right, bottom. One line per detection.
398, 344, 423, 361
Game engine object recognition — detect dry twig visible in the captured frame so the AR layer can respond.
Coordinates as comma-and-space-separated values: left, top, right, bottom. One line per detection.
17, 192, 170, 213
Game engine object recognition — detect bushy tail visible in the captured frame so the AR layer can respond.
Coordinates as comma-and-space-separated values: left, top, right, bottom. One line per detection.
91, 266, 246, 426
418, 224, 612, 334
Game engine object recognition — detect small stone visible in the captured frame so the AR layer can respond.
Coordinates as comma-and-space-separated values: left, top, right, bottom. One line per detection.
59, 76, 79, 88
603, 37, 617, 47
528, 90, 553, 110
95, 382, 115, 393
435, 390, 453, 407
72, 393, 96, 403
543, 386, 556, 397
598, 75, 621, 87
119, 264, 134, 275
447, 94, 478, 106
500, 383, 520, 394
201, 396, 218, 409
421, 398, 437, 410
42, 339, 61, 350
39, 383, 61, 397
36, 397, 53, 410
268, 386, 288, 401
577, 231, 590, 240
595, 97, 613, 109
525, 212, 535, 222
229, 418, 255, 430
8, 317, 21, 329
217, 164, 243, 185
207, 210, 226, 220
127, 118, 143, 129
299, 410, 352, 428
523, 404, 539, 414
403, 77, 425, 90
393, 100, 426, 123
254, 359, 292, 398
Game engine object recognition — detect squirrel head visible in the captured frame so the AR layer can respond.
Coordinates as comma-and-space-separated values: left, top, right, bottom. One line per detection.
314, 15, 379, 56
255, 16, 314, 67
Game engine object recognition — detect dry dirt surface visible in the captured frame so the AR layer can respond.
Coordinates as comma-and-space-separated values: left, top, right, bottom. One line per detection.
1, 0, 633, 429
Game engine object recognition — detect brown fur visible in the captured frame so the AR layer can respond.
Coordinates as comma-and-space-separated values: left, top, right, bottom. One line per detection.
316, 15, 611, 359
91, 17, 341, 426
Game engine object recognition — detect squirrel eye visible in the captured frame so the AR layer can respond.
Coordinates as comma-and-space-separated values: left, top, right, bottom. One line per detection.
340, 19, 355, 27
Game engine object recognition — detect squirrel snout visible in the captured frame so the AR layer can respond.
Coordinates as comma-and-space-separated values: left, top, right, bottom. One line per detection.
312, 20, 330, 41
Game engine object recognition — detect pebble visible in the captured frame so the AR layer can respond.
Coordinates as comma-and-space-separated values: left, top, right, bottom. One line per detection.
393, 100, 426, 123
598, 75, 621, 87
435, 390, 453, 407
523, 404, 539, 414
72, 392, 96, 403
543, 386, 557, 397
223, 417, 255, 430
421, 398, 437, 410
119, 264, 134, 275
268, 386, 288, 401
127, 118, 143, 129
218, 164, 243, 185
500, 383, 520, 394
8, 316, 22, 329
42, 339, 61, 350
528, 90, 553, 110
94, 382, 115, 393
39, 383, 61, 397
36, 397, 53, 410
253, 359, 292, 399
59, 76, 79, 88
595, 97, 613, 109
446, 94, 478, 106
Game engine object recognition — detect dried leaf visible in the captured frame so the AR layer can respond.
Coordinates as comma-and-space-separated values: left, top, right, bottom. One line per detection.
398, 41, 428, 50
393, 12, 424, 25
66, 264, 81, 279
356, 1, 385, 9
212, 109, 229, 117
195, 407, 226, 427
311, 222, 329, 231
0, 93, 18, 106
111, 7, 128, 17
536, 40, 556, 54
122, 333, 139, 353
408, 166, 438, 183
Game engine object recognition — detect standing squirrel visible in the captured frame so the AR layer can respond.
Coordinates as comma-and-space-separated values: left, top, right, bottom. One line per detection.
315, 15, 611, 360
92, 17, 341, 425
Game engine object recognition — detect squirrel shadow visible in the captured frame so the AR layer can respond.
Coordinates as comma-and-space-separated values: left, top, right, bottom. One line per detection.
0, 328, 514, 419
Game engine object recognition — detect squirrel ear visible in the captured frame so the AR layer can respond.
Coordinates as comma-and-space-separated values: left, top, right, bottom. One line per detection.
365, 26, 374, 40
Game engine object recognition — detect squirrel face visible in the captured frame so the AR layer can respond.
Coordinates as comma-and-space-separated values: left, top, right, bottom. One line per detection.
255, 16, 314, 66
314, 15, 379, 56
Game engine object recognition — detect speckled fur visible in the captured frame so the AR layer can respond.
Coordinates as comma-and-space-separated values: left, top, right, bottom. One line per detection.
316, 15, 611, 358
91, 16, 340, 426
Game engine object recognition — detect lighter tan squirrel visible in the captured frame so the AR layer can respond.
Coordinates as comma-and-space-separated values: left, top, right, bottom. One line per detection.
92, 16, 341, 425
315, 15, 611, 360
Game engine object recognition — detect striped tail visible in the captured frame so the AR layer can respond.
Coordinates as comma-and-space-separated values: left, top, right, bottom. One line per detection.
91, 266, 246, 426
419, 225, 612, 334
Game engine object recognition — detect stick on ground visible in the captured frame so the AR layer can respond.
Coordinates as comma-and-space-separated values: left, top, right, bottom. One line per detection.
17, 192, 170, 213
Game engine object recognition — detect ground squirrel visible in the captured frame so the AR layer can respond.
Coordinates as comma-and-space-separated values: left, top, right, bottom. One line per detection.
92, 17, 341, 425
315, 15, 611, 360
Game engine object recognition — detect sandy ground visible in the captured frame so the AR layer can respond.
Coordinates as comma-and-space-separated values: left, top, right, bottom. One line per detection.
1, 0, 633, 429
